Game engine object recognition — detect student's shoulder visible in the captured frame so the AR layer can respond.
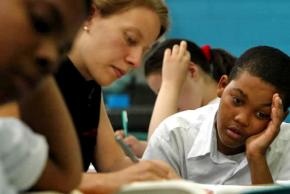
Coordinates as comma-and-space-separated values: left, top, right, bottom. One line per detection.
171, 103, 219, 123
276, 122, 290, 141
156, 103, 218, 136
0, 117, 27, 137
0, 117, 47, 153
0, 117, 35, 136
268, 122, 290, 152
0, 117, 48, 191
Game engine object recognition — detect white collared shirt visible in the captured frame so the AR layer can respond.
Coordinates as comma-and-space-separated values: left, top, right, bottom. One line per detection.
0, 163, 15, 194
0, 118, 48, 192
143, 103, 290, 185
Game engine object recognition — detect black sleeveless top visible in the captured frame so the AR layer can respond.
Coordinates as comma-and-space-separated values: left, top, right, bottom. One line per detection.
55, 57, 101, 171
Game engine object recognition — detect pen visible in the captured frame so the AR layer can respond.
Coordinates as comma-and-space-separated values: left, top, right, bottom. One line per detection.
121, 110, 128, 137
115, 135, 139, 163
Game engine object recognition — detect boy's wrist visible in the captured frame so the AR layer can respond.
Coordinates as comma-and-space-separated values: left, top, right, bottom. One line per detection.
246, 150, 266, 161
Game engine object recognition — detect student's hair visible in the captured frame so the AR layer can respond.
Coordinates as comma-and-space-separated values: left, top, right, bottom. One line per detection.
92, 0, 169, 38
144, 38, 236, 82
229, 46, 290, 111
85, 0, 93, 14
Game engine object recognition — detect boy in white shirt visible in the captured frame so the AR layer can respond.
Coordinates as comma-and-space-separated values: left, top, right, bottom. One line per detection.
143, 46, 290, 185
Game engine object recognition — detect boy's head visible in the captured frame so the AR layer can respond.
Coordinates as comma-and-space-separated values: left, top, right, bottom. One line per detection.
0, 0, 91, 104
215, 46, 290, 155
229, 46, 290, 110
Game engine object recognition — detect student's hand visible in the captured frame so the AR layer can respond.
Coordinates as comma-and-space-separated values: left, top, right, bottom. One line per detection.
162, 41, 191, 89
115, 160, 180, 181
114, 129, 126, 139
123, 136, 147, 158
114, 130, 148, 158
79, 161, 180, 194
246, 94, 286, 157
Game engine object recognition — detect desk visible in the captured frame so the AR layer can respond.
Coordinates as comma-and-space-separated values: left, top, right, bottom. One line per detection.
24, 190, 82, 194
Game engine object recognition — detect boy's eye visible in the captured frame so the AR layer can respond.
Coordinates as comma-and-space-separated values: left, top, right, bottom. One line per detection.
232, 96, 243, 106
28, 2, 62, 35
31, 14, 53, 34
256, 112, 270, 120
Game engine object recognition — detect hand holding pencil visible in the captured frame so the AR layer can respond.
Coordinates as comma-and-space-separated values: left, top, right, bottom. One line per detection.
115, 135, 139, 163
115, 110, 139, 163
115, 110, 147, 158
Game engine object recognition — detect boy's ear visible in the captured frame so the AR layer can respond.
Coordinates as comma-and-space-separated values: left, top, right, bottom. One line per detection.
217, 75, 229, 97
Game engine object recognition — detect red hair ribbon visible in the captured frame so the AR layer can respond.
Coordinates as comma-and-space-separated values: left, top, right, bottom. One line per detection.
201, 45, 211, 63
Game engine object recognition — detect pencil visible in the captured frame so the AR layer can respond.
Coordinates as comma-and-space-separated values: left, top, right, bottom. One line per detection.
121, 110, 128, 137
115, 135, 139, 163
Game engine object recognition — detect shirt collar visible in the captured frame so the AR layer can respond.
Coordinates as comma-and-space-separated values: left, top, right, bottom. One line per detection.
187, 103, 219, 158
208, 97, 220, 105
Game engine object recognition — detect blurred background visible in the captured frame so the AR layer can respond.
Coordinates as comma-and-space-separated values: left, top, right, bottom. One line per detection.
105, 0, 290, 138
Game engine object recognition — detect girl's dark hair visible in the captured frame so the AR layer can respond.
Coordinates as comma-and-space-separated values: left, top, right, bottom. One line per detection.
144, 38, 236, 82
229, 46, 290, 110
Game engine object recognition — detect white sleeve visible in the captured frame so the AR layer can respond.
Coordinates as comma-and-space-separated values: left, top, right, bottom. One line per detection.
0, 163, 16, 194
0, 118, 48, 191
275, 141, 290, 180
142, 123, 181, 176
268, 123, 290, 181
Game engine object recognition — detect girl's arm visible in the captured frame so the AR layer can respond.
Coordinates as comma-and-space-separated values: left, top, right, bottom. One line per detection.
94, 96, 180, 184
19, 76, 82, 193
95, 95, 133, 171
148, 41, 190, 138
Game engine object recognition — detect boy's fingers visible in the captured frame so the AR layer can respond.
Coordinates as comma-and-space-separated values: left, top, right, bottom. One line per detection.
273, 94, 284, 123
267, 94, 283, 138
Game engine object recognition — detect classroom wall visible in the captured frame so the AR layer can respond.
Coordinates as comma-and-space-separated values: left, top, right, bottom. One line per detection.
166, 0, 290, 122
166, 0, 290, 56
106, 0, 290, 124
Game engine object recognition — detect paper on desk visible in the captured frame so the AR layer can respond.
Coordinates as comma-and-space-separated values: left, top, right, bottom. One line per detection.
24, 190, 83, 194
116, 180, 287, 194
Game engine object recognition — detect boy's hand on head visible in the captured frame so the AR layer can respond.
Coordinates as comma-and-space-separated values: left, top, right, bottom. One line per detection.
246, 94, 285, 157
162, 41, 191, 89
